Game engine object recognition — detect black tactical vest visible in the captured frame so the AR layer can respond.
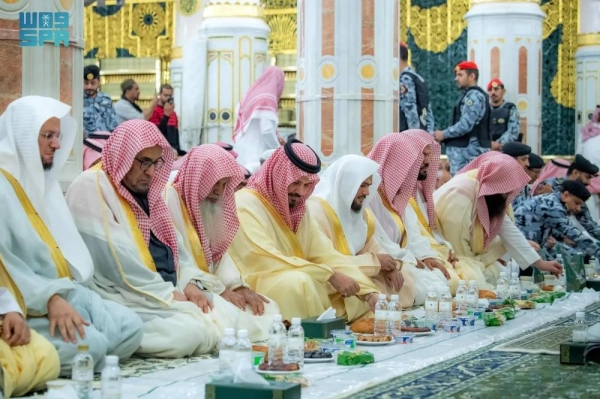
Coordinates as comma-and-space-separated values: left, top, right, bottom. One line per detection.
399, 69, 430, 131
490, 102, 515, 141
445, 86, 492, 149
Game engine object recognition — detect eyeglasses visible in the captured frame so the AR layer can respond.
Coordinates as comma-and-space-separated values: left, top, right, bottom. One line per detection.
135, 157, 164, 172
40, 131, 61, 142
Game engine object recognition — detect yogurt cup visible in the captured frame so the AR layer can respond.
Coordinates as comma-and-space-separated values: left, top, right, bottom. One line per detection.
442, 322, 461, 333
331, 331, 356, 349
520, 276, 533, 290
457, 316, 476, 327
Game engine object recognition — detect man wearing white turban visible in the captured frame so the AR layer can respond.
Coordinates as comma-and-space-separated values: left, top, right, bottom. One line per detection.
0, 96, 143, 375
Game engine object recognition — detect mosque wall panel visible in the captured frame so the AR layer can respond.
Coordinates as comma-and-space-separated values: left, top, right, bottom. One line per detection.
0, 18, 22, 113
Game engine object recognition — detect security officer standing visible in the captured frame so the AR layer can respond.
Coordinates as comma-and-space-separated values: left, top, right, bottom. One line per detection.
515, 180, 600, 261
399, 43, 434, 132
83, 65, 118, 136
434, 61, 491, 175
487, 78, 521, 151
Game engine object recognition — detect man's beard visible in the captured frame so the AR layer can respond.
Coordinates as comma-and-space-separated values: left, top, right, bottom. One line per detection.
199, 200, 224, 245
351, 198, 364, 213
288, 194, 301, 208
484, 193, 508, 220
417, 170, 428, 181
576, 176, 590, 186
41, 158, 52, 170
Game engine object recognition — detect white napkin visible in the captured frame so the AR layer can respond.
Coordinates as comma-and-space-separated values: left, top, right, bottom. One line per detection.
231, 355, 269, 386
316, 306, 336, 321
46, 383, 78, 399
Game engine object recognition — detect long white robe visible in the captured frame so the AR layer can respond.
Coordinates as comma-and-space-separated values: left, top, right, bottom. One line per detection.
233, 117, 280, 168
0, 173, 143, 375
369, 193, 449, 304
163, 184, 279, 342
66, 168, 240, 358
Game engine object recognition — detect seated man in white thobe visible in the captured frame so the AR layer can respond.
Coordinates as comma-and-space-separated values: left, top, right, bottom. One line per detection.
66, 120, 241, 358
0, 96, 143, 374
164, 144, 279, 341
367, 133, 453, 298
434, 152, 562, 288
307, 155, 419, 308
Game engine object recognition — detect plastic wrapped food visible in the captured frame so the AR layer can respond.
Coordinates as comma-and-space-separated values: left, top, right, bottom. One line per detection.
483, 311, 505, 327
494, 307, 515, 320
515, 300, 535, 309
336, 351, 375, 366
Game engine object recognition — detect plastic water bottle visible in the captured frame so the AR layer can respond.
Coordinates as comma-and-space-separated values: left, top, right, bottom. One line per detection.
455, 280, 467, 314
218, 328, 237, 375
556, 254, 566, 284
572, 312, 588, 343
267, 314, 287, 364
496, 272, 509, 300
438, 287, 453, 322
286, 318, 304, 367
101, 355, 121, 399
72, 344, 93, 399
374, 294, 388, 336
425, 286, 439, 321
235, 329, 252, 367
466, 280, 479, 308
387, 294, 402, 336
509, 272, 521, 299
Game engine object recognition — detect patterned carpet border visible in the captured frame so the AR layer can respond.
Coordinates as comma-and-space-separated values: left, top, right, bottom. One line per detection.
346, 301, 600, 399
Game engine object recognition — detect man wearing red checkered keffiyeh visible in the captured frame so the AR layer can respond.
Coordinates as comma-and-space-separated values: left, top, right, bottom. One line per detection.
164, 144, 280, 341
367, 133, 452, 296
229, 140, 380, 322
66, 120, 241, 358
433, 152, 562, 289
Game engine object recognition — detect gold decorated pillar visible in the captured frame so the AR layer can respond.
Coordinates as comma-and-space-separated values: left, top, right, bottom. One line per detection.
296, 0, 399, 163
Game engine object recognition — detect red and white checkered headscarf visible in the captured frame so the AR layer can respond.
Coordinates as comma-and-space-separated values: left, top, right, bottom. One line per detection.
246, 142, 320, 232
233, 67, 285, 142
458, 152, 530, 249
102, 120, 179, 264
403, 129, 440, 228
83, 132, 110, 170
367, 132, 429, 218
173, 145, 245, 264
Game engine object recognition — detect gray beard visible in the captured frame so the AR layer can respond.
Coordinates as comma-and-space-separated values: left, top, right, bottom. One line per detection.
199, 200, 224, 245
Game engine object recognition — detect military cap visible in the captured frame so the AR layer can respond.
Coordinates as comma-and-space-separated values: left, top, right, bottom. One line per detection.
84, 65, 100, 81
487, 78, 504, 90
455, 61, 478, 73
528, 153, 545, 170
502, 142, 531, 157
562, 180, 591, 202
572, 154, 599, 176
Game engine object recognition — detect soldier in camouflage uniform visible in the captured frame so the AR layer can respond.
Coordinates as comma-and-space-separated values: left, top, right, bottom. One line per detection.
513, 152, 545, 212
434, 61, 491, 175
83, 65, 118, 136
487, 78, 521, 151
542, 154, 600, 240
399, 43, 434, 132
515, 180, 600, 260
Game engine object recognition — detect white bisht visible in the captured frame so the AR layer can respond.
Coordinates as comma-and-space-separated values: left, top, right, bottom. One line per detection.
66, 121, 240, 358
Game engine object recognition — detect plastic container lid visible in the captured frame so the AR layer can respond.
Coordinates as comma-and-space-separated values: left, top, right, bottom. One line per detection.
273, 314, 282, 322
238, 329, 249, 337
224, 327, 235, 336
291, 317, 301, 325
378, 294, 387, 300
390, 294, 400, 301
105, 355, 119, 365
576, 312, 585, 318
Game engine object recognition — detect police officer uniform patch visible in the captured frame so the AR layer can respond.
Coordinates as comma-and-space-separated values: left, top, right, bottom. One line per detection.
498, 118, 505, 123
466, 98, 473, 106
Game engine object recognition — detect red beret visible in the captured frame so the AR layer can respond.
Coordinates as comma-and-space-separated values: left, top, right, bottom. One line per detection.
454, 61, 478, 73
487, 78, 504, 90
